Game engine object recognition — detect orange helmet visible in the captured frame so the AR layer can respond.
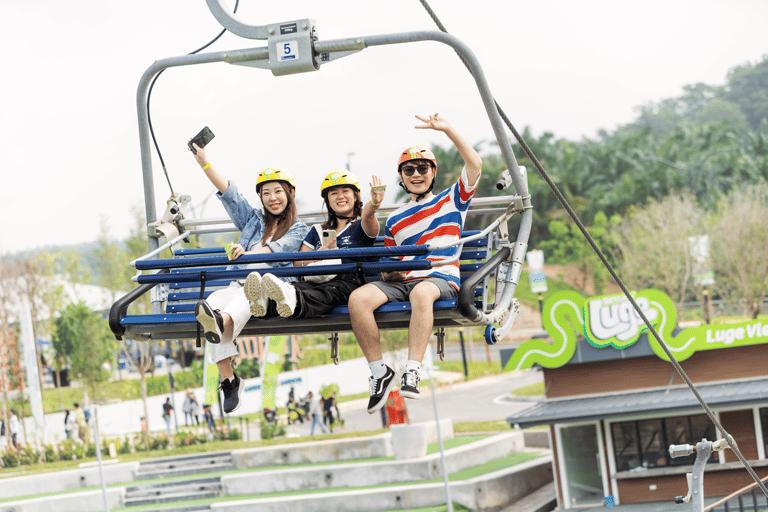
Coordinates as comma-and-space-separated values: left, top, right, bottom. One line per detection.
397, 145, 437, 172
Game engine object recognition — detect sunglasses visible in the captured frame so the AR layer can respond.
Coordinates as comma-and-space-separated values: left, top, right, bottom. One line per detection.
400, 164, 433, 177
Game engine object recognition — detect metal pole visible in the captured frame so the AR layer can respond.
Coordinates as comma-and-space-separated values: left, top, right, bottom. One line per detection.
458, 328, 468, 377
92, 407, 110, 512
425, 365, 453, 512
168, 364, 178, 433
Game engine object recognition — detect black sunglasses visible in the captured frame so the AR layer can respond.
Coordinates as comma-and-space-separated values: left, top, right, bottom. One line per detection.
400, 164, 433, 177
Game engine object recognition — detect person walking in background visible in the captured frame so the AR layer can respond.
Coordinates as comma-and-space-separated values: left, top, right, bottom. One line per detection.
188, 392, 201, 425
162, 398, 173, 436
64, 409, 77, 440
307, 391, 330, 436
182, 389, 194, 426
74, 403, 89, 443
9, 410, 19, 449
203, 405, 215, 433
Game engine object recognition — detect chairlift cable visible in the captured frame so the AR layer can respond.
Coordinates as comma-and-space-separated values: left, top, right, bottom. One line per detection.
417, 0, 768, 497
145, 0, 241, 197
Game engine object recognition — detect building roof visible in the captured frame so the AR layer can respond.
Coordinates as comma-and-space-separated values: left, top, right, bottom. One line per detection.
507, 376, 768, 428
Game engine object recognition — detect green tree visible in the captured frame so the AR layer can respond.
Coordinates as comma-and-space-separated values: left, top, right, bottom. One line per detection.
708, 183, 768, 318
52, 303, 118, 404
538, 212, 619, 295
610, 194, 704, 307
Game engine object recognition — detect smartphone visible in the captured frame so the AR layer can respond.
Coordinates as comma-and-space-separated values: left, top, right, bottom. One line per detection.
321, 230, 336, 247
188, 126, 215, 154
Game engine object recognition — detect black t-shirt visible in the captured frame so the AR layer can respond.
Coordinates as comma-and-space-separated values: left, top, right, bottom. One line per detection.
163, 402, 173, 417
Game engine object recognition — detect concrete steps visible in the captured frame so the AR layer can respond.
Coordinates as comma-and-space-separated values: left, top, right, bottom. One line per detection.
137, 452, 233, 480
124, 476, 223, 507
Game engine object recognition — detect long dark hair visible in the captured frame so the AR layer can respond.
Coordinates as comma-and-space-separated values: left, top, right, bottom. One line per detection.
261, 181, 298, 244
322, 187, 363, 230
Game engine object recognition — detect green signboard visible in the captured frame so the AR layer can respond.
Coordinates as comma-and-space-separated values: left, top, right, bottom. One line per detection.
261, 336, 286, 411
505, 289, 768, 371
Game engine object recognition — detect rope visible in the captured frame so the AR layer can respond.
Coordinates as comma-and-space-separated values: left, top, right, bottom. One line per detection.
417, 0, 768, 498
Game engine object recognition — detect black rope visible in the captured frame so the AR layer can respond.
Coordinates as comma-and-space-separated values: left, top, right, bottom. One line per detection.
146, 0, 240, 196
417, 0, 768, 497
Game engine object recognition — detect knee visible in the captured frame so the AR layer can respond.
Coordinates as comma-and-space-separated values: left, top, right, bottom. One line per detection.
348, 286, 379, 314
409, 282, 440, 308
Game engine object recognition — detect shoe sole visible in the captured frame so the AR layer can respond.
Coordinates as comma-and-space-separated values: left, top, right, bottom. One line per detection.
367, 372, 397, 414
224, 378, 244, 414
263, 275, 296, 318
244, 273, 267, 317
400, 388, 421, 399
194, 301, 221, 344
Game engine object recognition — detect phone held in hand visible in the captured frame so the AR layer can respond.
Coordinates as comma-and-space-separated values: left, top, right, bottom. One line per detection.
188, 126, 215, 154
321, 230, 336, 247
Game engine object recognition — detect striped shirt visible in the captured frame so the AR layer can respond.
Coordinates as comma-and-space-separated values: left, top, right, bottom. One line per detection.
384, 167, 477, 290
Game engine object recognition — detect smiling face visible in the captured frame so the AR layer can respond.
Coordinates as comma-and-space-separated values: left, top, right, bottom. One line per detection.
326, 185, 357, 217
259, 181, 289, 216
399, 159, 436, 196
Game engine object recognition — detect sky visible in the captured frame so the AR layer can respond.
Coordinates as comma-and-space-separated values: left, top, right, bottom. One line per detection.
1, 0, 767, 256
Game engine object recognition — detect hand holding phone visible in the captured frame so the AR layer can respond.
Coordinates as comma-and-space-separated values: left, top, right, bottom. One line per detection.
188, 126, 215, 155
321, 230, 336, 248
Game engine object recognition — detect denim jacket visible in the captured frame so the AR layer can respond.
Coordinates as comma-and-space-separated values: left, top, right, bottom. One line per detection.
217, 183, 309, 274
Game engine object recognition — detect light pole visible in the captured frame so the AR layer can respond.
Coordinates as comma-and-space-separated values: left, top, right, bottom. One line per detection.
346, 152, 355, 171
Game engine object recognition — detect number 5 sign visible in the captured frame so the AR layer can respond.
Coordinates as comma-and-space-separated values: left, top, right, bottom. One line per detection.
279, 41, 298, 61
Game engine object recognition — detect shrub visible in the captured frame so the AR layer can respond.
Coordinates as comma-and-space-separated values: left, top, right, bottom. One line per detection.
260, 423, 285, 440
59, 439, 77, 460
117, 437, 132, 454
17, 446, 39, 466
43, 444, 57, 463
149, 434, 170, 451
2, 450, 18, 468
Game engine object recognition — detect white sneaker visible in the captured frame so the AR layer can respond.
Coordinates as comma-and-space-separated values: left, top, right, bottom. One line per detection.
262, 273, 297, 318
244, 272, 267, 317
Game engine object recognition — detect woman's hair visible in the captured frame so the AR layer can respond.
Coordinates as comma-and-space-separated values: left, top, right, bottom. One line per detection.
261, 181, 298, 244
322, 187, 362, 230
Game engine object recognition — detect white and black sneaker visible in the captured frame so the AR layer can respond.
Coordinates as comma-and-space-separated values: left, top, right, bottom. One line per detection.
195, 300, 224, 344
220, 373, 244, 414
400, 369, 421, 399
366, 366, 396, 414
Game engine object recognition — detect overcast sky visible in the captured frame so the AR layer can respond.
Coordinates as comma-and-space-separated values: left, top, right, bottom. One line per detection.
2, 0, 767, 255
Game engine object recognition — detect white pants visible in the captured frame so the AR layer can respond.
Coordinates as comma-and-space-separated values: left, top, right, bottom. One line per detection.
206, 282, 252, 365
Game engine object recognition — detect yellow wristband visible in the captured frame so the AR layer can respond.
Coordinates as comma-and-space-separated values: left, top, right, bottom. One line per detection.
371, 200, 381, 207
202, 162, 211, 170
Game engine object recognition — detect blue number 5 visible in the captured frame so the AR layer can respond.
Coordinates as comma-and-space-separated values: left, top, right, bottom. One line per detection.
283, 43, 291, 55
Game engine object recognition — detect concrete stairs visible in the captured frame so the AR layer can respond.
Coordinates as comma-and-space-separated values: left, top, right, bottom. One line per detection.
124, 476, 223, 507
136, 451, 233, 480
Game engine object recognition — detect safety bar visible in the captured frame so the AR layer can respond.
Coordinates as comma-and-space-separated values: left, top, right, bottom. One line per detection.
109, 269, 169, 340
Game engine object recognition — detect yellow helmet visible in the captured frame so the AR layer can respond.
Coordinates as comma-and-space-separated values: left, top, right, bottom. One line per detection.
256, 166, 296, 192
320, 170, 360, 198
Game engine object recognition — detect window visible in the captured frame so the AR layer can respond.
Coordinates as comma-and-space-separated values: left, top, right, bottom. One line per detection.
760, 408, 768, 455
611, 414, 716, 471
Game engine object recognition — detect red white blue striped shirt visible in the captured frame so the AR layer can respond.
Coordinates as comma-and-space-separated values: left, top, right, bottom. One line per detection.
384, 167, 477, 290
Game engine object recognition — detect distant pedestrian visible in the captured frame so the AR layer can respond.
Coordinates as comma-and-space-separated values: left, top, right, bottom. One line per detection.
9, 410, 19, 449
64, 409, 77, 440
203, 405, 215, 432
188, 392, 201, 425
307, 392, 329, 436
162, 398, 173, 436
74, 403, 89, 443
322, 394, 334, 431
182, 390, 194, 426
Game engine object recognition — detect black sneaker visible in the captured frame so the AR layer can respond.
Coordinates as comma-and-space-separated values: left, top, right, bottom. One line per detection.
220, 374, 243, 414
400, 369, 421, 399
366, 366, 396, 414
195, 300, 224, 344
